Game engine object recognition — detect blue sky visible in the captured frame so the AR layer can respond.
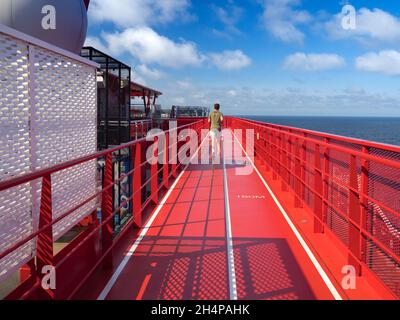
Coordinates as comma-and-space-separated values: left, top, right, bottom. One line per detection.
86, 0, 400, 116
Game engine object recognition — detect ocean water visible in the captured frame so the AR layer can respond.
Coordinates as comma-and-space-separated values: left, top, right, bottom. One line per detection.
241, 116, 400, 147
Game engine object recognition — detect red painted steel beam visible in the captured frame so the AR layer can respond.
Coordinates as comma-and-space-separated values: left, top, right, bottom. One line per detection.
132, 143, 142, 227
36, 174, 55, 299
314, 143, 324, 233
151, 138, 159, 205
102, 154, 114, 268
163, 133, 170, 188
348, 154, 362, 275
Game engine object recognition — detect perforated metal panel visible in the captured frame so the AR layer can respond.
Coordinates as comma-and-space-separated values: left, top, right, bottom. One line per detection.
0, 33, 34, 281
0, 27, 97, 282
31, 47, 98, 239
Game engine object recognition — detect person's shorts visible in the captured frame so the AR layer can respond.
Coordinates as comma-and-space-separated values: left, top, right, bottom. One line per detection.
210, 129, 220, 138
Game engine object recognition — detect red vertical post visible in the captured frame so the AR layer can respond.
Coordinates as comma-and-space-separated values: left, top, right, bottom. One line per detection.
359, 146, 369, 264
264, 129, 270, 172
349, 154, 362, 275
172, 141, 177, 179
287, 136, 292, 190
132, 143, 142, 228
271, 132, 277, 180
281, 133, 288, 191
163, 132, 170, 188
36, 174, 55, 298
322, 138, 330, 232
301, 135, 307, 205
102, 153, 113, 267
277, 133, 282, 180
172, 126, 179, 178
151, 137, 159, 205
267, 129, 272, 171
37, 174, 54, 271
294, 138, 302, 208
314, 143, 324, 233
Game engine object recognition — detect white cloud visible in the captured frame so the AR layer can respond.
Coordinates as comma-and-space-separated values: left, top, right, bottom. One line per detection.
90, 29, 251, 72
158, 84, 400, 116
84, 36, 108, 53
136, 64, 165, 80
89, 0, 192, 28
261, 0, 311, 44
284, 53, 345, 71
326, 8, 400, 43
176, 80, 192, 89
355, 50, 400, 75
209, 50, 251, 70
228, 90, 237, 97
212, 4, 243, 38
102, 27, 205, 68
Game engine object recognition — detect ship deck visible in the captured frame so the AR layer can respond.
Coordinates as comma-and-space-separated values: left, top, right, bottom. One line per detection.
74, 131, 392, 300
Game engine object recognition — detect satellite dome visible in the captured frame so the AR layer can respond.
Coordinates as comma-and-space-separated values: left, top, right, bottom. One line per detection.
0, 0, 88, 54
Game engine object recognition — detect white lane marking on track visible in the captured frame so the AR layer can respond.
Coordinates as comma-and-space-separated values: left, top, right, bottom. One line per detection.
222, 140, 238, 300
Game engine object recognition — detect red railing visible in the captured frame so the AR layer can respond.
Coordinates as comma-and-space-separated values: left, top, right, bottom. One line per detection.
0, 118, 207, 300
227, 117, 400, 298
1, 116, 399, 299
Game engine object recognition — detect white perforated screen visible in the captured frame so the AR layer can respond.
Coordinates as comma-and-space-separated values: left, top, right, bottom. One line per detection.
0, 27, 97, 282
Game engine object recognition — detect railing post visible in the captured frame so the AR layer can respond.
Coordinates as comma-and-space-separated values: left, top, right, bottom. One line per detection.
322, 138, 330, 233
171, 125, 177, 178
102, 153, 113, 268
349, 154, 362, 275
151, 137, 159, 205
163, 132, 170, 188
301, 134, 307, 205
314, 143, 324, 233
272, 132, 277, 180
267, 129, 272, 171
294, 138, 302, 208
359, 146, 369, 265
278, 133, 282, 181
132, 143, 142, 228
287, 135, 292, 190
263, 129, 270, 172
37, 174, 54, 270
281, 133, 288, 192
37, 174, 55, 298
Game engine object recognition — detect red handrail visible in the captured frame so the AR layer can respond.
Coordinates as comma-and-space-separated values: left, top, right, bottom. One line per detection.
235, 116, 400, 153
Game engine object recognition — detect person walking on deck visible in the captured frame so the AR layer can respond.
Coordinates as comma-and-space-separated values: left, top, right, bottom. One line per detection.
208, 103, 223, 161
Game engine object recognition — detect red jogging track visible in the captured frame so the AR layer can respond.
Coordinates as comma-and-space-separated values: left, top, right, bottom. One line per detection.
74, 131, 347, 301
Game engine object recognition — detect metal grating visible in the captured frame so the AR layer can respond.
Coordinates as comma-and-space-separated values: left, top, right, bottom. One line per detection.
0, 29, 97, 281
0, 34, 34, 281
31, 47, 98, 239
